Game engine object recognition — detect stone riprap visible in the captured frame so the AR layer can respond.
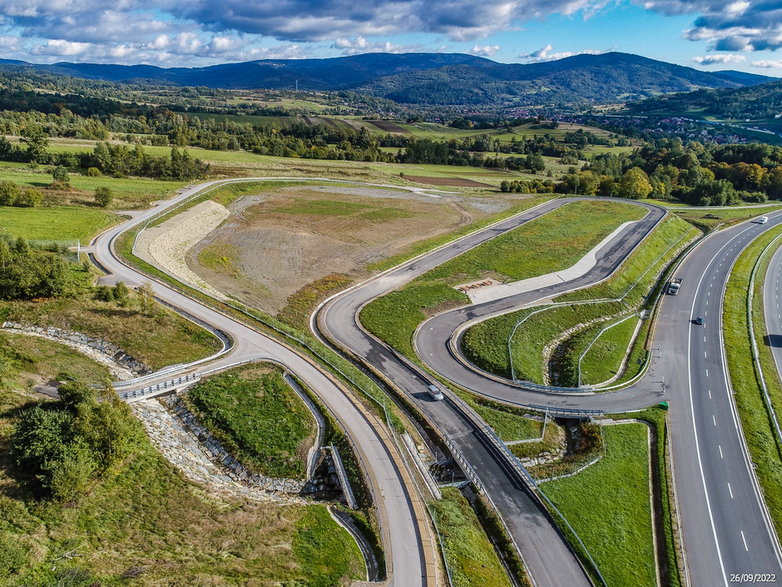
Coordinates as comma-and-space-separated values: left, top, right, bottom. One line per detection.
1, 321, 150, 379
132, 397, 306, 503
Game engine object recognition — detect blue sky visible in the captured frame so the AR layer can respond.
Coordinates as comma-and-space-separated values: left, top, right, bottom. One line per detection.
1, 0, 782, 76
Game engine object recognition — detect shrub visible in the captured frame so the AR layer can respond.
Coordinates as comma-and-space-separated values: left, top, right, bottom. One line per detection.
94, 186, 113, 208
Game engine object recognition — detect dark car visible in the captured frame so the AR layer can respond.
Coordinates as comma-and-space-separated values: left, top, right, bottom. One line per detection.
694, 316, 704, 325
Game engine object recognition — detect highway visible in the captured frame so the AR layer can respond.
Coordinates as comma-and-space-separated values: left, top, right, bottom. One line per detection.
91, 179, 439, 587
318, 192, 782, 585
315, 197, 666, 585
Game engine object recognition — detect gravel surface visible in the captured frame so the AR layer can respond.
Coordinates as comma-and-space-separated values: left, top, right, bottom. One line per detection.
136, 200, 230, 299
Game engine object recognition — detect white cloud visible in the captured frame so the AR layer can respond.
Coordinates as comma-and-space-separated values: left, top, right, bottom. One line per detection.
752, 60, 782, 69
470, 44, 501, 57
519, 43, 605, 62
331, 36, 414, 55
692, 54, 746, 65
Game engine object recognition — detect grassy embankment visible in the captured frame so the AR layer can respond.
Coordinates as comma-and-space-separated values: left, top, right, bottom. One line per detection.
673, 204, 782, 231
430, 487, 514, 587
723, 223, 782, 538
183, 364, 317, 480
0, 334, 362, 584
540, 423, 657, 587
462, 215, 699, 385
361, 200, 645, 359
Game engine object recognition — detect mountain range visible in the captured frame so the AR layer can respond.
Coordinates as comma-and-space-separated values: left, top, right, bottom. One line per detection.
0, 52, 775, 108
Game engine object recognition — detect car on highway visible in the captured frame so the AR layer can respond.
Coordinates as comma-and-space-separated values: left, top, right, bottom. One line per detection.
758, 216, 769, 224
694, 316, 704, 325
427, 384, 445, 401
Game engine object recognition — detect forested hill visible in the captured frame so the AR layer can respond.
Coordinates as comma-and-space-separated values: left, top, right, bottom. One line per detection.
628, 79, 782, 120
1, 52, 774, 107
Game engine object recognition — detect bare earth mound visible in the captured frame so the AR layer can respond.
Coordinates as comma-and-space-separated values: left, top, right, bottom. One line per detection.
188, 185, 492, 315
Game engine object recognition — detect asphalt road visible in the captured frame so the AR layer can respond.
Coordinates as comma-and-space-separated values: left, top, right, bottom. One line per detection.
315, 197, 666, 586
764, 239, 782, 393
414, 213, 782, 585
92, 179, 438, 587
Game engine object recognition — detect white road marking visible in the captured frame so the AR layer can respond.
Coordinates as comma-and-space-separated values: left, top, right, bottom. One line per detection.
728, 482, 734, 499
704, 336, 707, 343
741, 530, 749, 552
709, 389, 712, 399
713, 414, 717, 427
705, 351, 708, 359
706, 368, 710, 377
719, 445, 723, 458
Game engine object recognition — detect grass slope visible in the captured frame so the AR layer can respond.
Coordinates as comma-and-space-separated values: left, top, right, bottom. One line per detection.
723, 224, 782, 538
184, 364, 317, 480
430, 487, 512, 587
0, 299, 221, 371
541, 423, 656, 587
362, 200, 644, 359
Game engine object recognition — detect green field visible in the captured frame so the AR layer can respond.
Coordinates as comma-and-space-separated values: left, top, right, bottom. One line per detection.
430, 488, 513, 587
362, 200, 646, 360
0, 206, 117, 241
461, 216, 698, 383
541, 423, 657, 587
0, 161, 185, 208
185, 364, 317, 480
723, 224, 782, 539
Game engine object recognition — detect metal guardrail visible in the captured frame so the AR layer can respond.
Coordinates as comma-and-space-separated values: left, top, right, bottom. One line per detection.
329, 444, 358, 510
117, 372, 200, 400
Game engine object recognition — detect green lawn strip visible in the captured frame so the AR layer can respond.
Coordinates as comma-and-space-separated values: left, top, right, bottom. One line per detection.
292, 507, 365, 587
568, 316, 640, 386
0, 298, 221, 371
0, 206, 117, 242
361, 284, 468, 358
724, 224, 782, 539
462, 216, 698, 383
183, 364, 316, 480
430, 487, 513, 587
363, 200, 644, 361
423, 200, 645, 284
540, 423, 657, 587
367, 195, 548, 273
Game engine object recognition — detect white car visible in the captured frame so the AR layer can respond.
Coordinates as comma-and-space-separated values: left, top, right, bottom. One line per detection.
758, 216, 769, 224
427, 384, 445, 401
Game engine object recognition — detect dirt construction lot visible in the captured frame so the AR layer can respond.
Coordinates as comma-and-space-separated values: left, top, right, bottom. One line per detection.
188, 185, 509, 316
